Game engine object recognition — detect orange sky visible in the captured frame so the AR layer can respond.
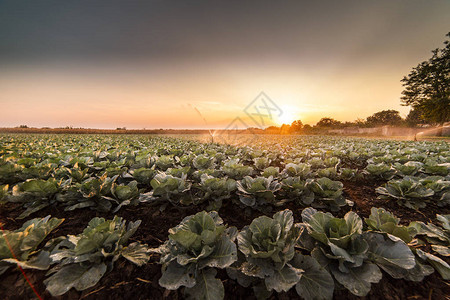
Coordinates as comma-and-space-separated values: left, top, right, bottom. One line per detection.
0, 1, 449, 129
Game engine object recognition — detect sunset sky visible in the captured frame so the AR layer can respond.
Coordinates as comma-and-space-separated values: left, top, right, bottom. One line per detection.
1, 1, 449, 129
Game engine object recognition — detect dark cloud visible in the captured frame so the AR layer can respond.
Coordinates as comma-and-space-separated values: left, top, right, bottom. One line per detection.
1, 0, 449, 65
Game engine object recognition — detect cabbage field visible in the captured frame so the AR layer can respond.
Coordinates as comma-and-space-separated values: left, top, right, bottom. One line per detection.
0, 134, 449, 299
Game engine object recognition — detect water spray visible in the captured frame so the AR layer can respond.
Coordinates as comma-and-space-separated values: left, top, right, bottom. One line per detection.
414, 122, 449, 141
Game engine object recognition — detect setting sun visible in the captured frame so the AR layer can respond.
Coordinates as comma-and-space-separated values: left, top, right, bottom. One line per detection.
276, 105, 299, 125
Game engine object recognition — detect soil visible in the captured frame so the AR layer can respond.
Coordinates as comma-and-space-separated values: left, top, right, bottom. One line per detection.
1, 180, 449, 300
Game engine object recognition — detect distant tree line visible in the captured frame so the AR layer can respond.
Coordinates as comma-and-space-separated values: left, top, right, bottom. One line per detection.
10, 107, 438, 135
263, 108, 435, 135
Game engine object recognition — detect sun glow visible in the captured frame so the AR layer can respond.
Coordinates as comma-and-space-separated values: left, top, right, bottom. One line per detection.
276, 106, 298, 125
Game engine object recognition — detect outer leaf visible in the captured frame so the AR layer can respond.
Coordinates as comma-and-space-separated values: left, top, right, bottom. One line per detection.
159, 261, 196, 290
185, 268, 224, 300
432, 245, 450, 256
18, 203, 50, 219
416, 249, 450, 280
291, 253, 334, 300
226, 265, 256, 288
301, 207, 319, 223
437, 214, 450, 230
20, 216, 65, 252
3, 250, 51, 270
403, 256, 434, 282
121, 242, 150, 266
44, 263, 107, 296
65, 201, 96, 211
363, 232, 415, 278
330, 263, 382, 296
253, 282, 273, 300
265, 264, 302, 293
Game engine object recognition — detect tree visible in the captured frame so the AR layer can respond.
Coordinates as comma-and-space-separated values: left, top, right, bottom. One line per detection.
405, 108, 427, 127
401, 32, 450, 125
303, 124, 312, 133
289, 120, 303, 133
280, 124, 290, 134
315, 117, 342, 128
366, 110, 403, 126
264, 126, 280, 134
354, 118, 367, 127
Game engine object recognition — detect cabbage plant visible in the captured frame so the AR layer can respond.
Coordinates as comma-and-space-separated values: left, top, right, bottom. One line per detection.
376, 177, 434, 209
166, 166, 192, 178
261, 166, 279, 178
67, 162, 90, 182
299, 208, 415, 296
196, 174, 236, 210
365, 207, 417, 243
306, 177, 352, 211
253, 157, 271, 170
324, 157, 340, 168
280, 177, 314, 205
178, 153, 194, 167
130, 167, 157, 185
410, 215, 450, 279
44, 216, 150, 296
308, 158, 325, 169
65, 174, 118, 212
193, 154, 215, 170
316, 167, 338, 180
282, 163, 311, 179
233, 210, 300, 296
155, 155, 175, 171
236, 176, 282, 210
222, 159, 253, 179
423, 162, 449, 176
412, 214, 450, 256
393, 161, 423, 177
338, 168, 358, 181
55, 162, 90, 182
231, 210, 334, 300
0, 216, 63, 275
364, 207, 435, 281
10, 178, 61, 218
420, 176, 450, 206
191, 168, 223, 182
103, 180, 140, 212
150, 172, 192, 206
153, 211, 237, 300
365, 163, 396, 180
0, 163, 24, 184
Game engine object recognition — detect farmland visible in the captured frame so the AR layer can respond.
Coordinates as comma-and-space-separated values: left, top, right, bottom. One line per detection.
0, 134, 449, 300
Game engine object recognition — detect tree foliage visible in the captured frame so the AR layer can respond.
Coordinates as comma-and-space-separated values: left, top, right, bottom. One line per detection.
405, 108, 427, 127
401, 32, 450, 125
366, 110, 403, 126
316, 118, 342, 128
289, 120, 303, 133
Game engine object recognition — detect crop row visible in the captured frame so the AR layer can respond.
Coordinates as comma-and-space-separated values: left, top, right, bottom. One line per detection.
1, 207, 449, 299
0, 135, 448, 219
